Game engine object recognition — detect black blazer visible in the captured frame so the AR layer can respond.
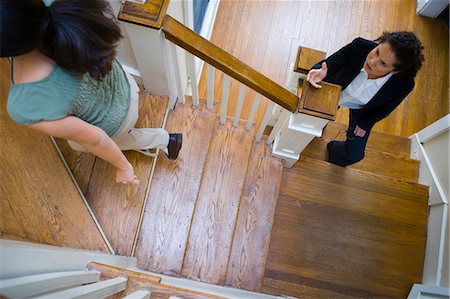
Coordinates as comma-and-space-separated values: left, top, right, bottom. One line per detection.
312, 38, 415, 131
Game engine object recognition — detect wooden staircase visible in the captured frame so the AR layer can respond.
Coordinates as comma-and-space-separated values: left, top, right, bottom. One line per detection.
262, 121, 429, 298
57, 92, 428, 298
135, 98, 284, 291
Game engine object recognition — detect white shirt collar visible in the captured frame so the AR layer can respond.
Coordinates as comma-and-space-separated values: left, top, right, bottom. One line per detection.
360, 68, 393, 86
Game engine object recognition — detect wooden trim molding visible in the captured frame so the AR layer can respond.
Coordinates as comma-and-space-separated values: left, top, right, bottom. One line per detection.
161, 15, 299, 112
118, 0, 170, 29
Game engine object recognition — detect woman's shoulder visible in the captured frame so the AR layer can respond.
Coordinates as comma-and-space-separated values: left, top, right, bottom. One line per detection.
351, 37, 377, 49
12, 56, 55, 84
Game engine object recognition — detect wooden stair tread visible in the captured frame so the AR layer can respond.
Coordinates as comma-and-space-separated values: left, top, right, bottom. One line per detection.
298, 156, 428, 196
225, 137, 284, 291
302, 137, 420, 183
323, 121, 412, 157
88, 262, 226, 299
281, 156, 428, 225
135, 99, 216, 276
263, 156, 428, 298
84, 93, 169, 256
181, 119, 255, 284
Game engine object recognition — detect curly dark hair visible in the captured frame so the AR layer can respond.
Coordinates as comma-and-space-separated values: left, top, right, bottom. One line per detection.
375, 31, 424, 78
0, 0, 122, 81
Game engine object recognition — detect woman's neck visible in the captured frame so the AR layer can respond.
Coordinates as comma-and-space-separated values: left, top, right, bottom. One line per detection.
13, 49, 55, 84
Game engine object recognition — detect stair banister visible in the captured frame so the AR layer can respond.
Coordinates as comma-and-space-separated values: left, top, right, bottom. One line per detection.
160, 15, 299, 112
119, 1, 340, 168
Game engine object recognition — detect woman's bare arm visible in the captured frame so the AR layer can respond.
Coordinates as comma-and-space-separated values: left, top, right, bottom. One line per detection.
28, 116, 139, 185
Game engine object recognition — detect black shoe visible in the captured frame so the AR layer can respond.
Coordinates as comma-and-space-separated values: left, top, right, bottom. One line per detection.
166, 133, 182, 160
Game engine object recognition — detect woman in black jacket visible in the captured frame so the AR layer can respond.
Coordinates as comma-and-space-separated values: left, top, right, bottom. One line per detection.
307, 31, 424, 167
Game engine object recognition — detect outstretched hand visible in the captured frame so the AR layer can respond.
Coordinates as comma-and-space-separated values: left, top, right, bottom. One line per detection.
306, 62, 328, 88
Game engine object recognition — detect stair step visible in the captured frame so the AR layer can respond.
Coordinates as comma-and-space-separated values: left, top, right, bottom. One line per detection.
322, 121, 412, 158
302, 137, 420, 183
282, 156, 428, 224
84, 93, 169, 256
88, 262, 225, 299
135, 99, 216, 276
264, 155, 428, 298
225, 137, 284, 291
181, 118, 255, 284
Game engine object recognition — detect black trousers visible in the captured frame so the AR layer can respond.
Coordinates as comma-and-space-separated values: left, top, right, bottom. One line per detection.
327, 109, 373, 167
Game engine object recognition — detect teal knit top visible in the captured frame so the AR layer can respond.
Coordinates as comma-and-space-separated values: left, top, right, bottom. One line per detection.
7, 60, 130, 137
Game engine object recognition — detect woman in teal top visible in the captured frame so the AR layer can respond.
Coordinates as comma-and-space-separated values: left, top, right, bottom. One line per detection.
1, 0, 182, 185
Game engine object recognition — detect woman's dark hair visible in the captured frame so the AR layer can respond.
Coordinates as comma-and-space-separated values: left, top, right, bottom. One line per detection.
0, 0, 122, 80
375, 31, 424, 78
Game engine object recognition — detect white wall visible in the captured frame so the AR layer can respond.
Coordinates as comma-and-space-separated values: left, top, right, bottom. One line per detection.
411, 114, 450, 288
110, 0, 140, 71
423, 130, 449, 201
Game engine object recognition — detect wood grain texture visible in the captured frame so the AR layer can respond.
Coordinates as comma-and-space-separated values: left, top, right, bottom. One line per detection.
295, 46, 326, 74
263, 156, 428, 298
0, 58, 109, 252
299, 80, 341, 120
118, 0, 169, 29
181, 119, 254, 284
302, 137, 420, 183
198, 0, 448, 137
85, 93, 168, 256
161, 15, 299, 112
323, 121, 412, 158
88, 262, 226, 299
54, 139, 96, 194
135, 99, 216, 276
225, 137, 284, 291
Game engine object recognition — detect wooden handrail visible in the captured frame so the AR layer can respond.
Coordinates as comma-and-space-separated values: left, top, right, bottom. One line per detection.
161, 15, 298, 112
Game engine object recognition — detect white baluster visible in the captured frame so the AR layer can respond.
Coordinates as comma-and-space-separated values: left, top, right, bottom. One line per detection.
267, 109, 291, 144
207, 64, 214, 111
0, 270, 100, 299
186, 52, 199, 106
233, 84, 246, 127
162, 38, 178, 110
220, 75, 231, 124
246, 94, 262, 131
255, 101, 275, 142
168, 41, 185, 104
34, 277, 127, 299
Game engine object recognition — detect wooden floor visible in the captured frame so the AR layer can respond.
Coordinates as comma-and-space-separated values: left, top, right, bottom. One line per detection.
199, 0, 449, 137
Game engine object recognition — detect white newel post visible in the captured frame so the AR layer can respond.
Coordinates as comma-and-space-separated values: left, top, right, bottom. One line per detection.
272, 113, 329, 168
271, 56, 340, 168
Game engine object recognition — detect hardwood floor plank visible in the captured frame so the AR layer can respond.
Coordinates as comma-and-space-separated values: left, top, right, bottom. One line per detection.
225, 137, 284, 291
0, 59, 109, 252
302, 137, 420, 183
181, 119, 254, 284
85, 93, 168, 256
135, 100, 216, 276
262, 277, 362, 299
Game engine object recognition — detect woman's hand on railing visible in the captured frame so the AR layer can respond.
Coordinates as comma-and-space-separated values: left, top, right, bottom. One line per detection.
306, 62, 328, 89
